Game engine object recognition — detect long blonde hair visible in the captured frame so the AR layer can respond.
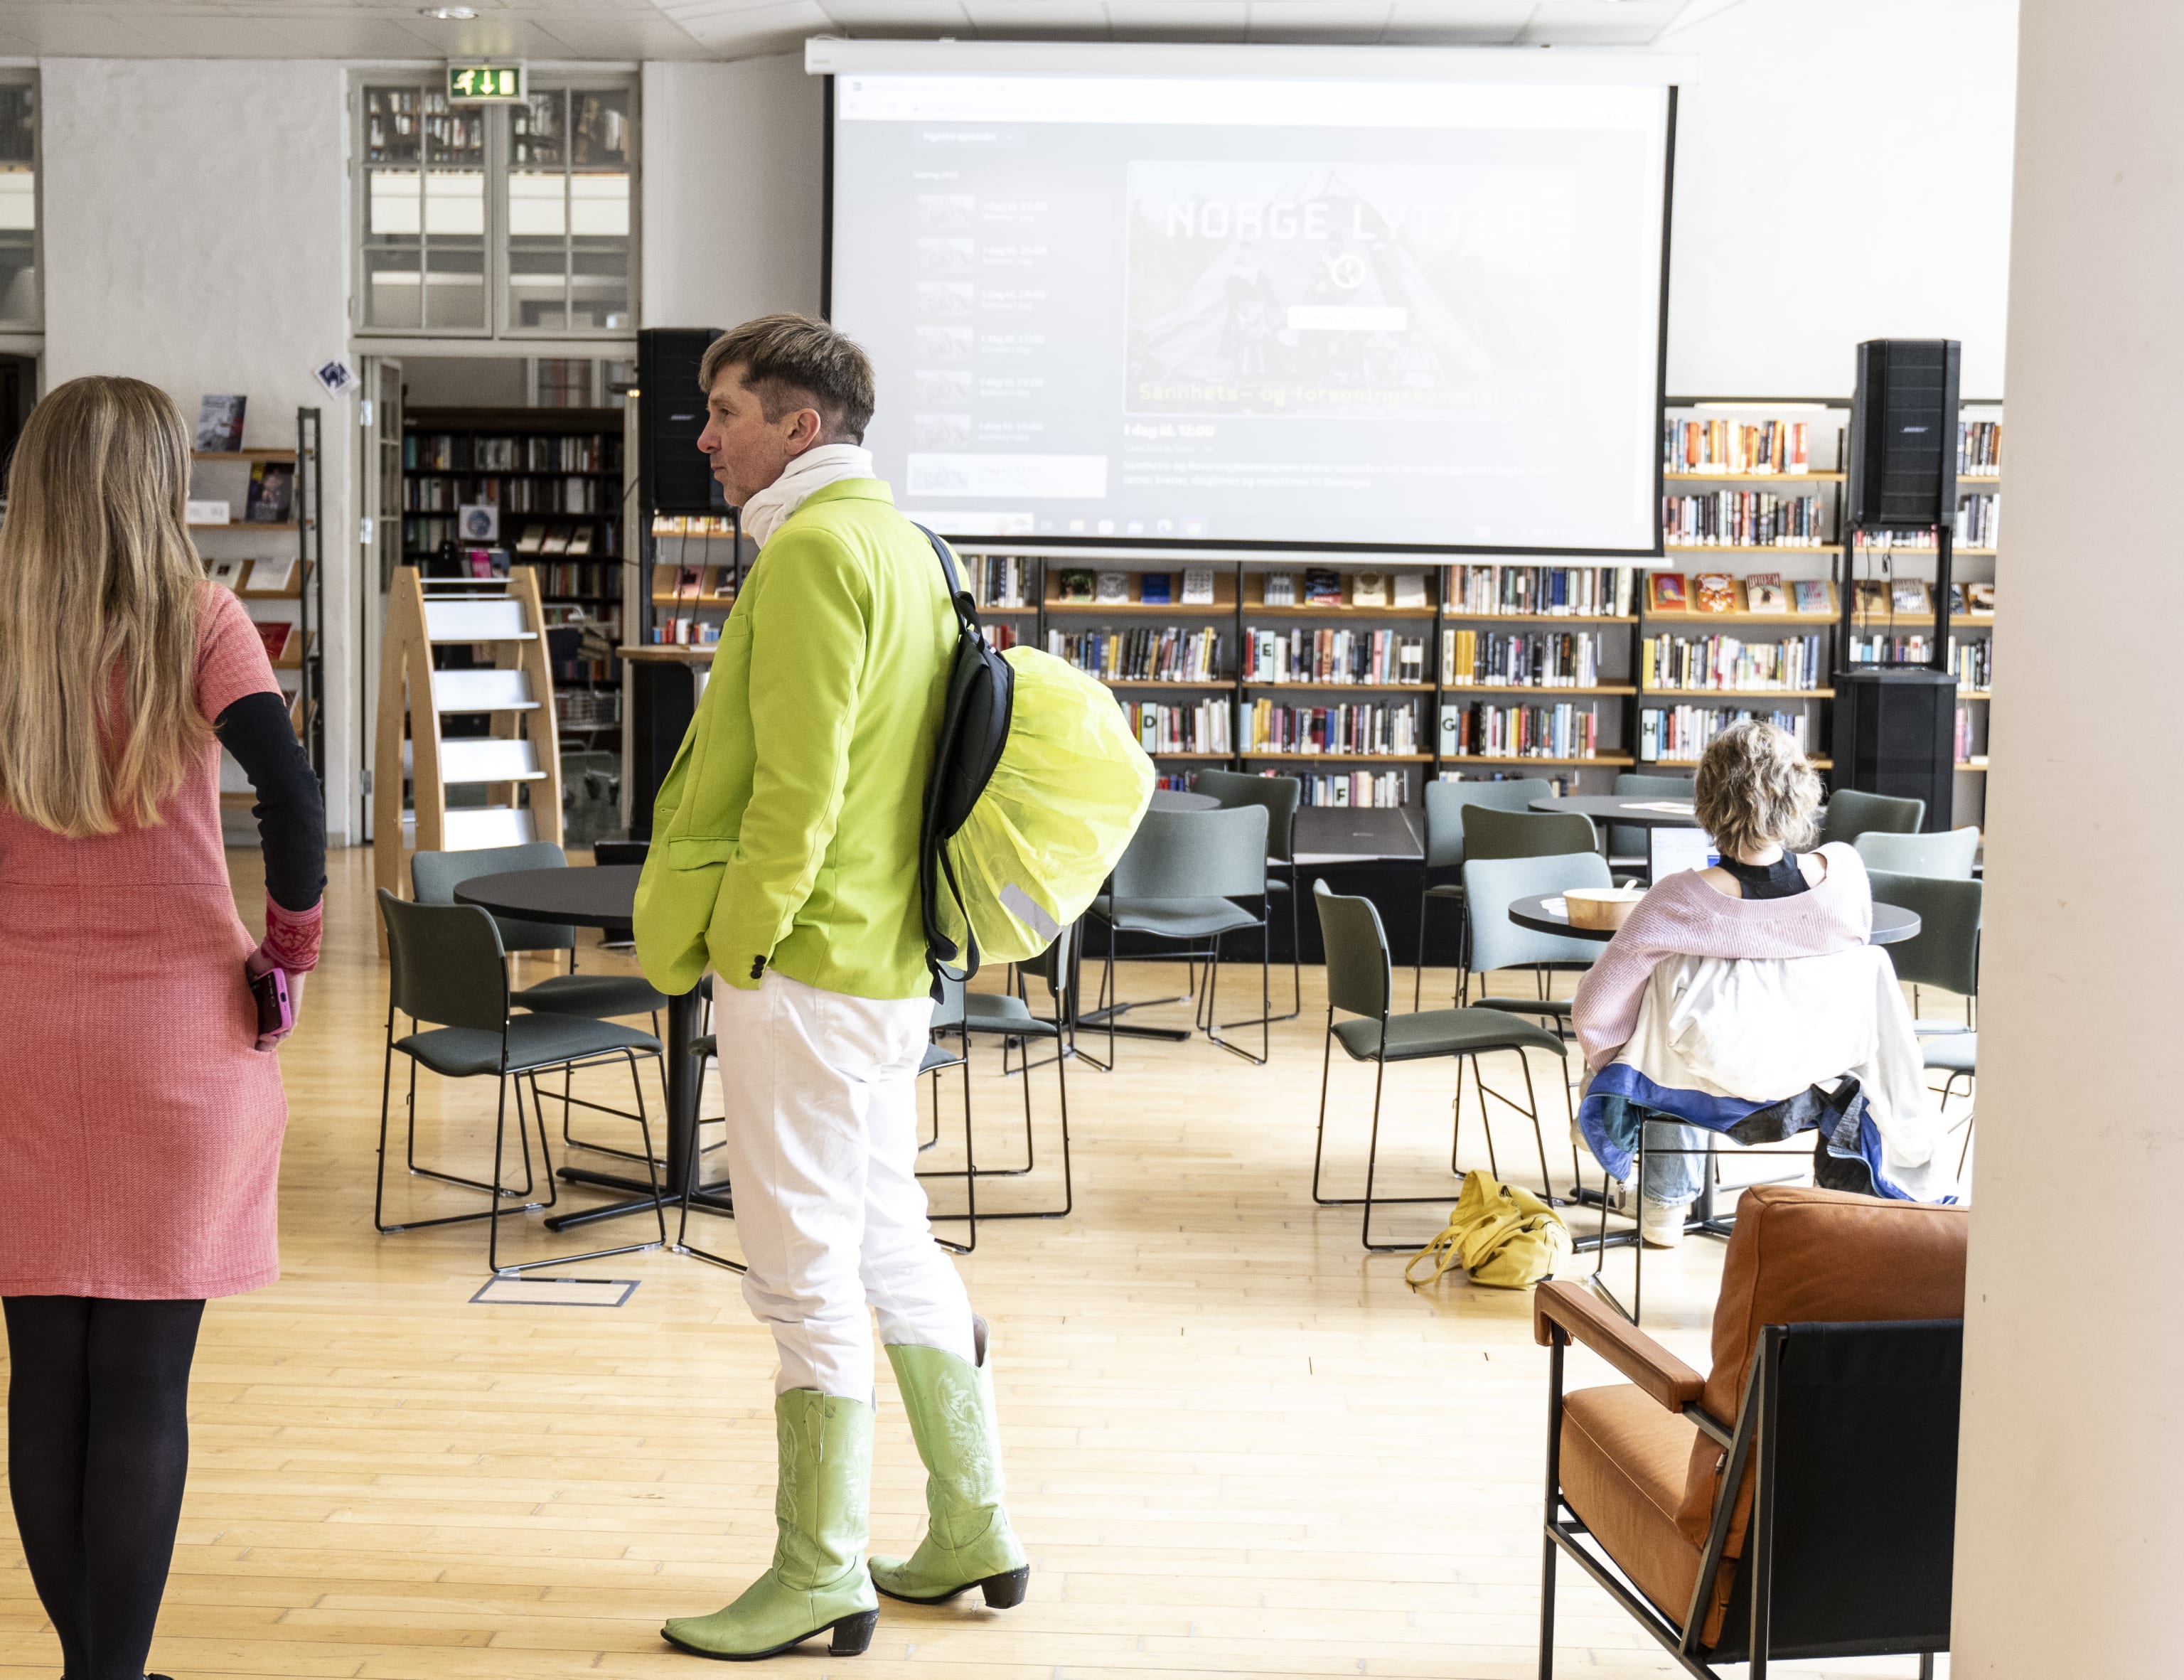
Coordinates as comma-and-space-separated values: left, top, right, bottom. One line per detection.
0, 376, 210, 836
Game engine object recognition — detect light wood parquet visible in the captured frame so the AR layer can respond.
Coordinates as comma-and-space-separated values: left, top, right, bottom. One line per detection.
0, 847, 1948, 1677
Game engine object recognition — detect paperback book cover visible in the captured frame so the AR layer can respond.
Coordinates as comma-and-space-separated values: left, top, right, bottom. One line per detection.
205, 557, 250, 592
255, 621, 293, 663
1693, 573, 1738, 614
247, 557, 296, 594
1745, 572, 1787, 613
245, 463, 296, 524
566, 528, 594, 557
541, 529, 571, 555
1058, 568, 1096, 603
1351, 571, 1388, 607
1181, 567, 1216, 605
1853, 579, 1891, 616
1304, 568, 1344, 606
1891, 579, 1932, 615
1792, 579, 1831, 615
1096, 571, 1130, 604
1262, 572, 1297, 607
1966, 582, 1996, 614
194, 395, 246, 453
1392, 572, 1428, 609
1140, 572, 1172, 604
515, 524, 546, 554
1649, 572, 1691, 613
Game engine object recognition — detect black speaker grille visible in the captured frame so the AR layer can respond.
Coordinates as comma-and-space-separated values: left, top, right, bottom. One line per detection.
1848, 340, 1961, 530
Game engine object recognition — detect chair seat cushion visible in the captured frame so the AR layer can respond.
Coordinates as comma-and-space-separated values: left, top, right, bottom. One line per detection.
1423, 882, 1466, 901
1560, 1384, 1717, 1635
1332, 1007, 1568, 1064
514, 971, 671, 1019
963, 993, 1060, 1038
1473, 996, 1573, 1021
396, 1012, 662, 1079
1922, 1033, 1978, 1075
920, 1041, 963, 1075
1093, 896, 1262, 939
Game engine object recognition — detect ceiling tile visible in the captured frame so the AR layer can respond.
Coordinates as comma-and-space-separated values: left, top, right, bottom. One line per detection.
817, 0, 974, 34
1244, 0, 1393, 40
1516, 0, 1683, 43
1381, 0, 1533, 46
255, 14, 458, 56
527, 14, 714, 56
1101, 1, 1250, 34
960, 0, 1114, 32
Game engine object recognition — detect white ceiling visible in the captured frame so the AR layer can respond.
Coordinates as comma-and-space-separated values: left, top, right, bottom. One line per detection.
0, 0, 1728, 63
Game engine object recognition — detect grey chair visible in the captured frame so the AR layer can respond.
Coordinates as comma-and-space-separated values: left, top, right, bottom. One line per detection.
1870, 870, 1982, 1170
1817, 788, 1925, 848
1412, 776, 1553, 1010
917, 926, 1076, 1254
1193, 769, 1304, 1023
1609, 771, 1694, 870
1088, 804, 1272, 1065
373, 889, 667, 1275
1454, 808, 1602, 1009
1460, 850, 1614, 1044
1854, 826, 1980, 879
1311, 880, 1574, 1250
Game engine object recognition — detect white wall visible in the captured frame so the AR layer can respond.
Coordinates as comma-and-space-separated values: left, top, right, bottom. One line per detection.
41, 58, 358, 842
641, 55, 825, 331
1664, 0, 2018, 396
1951, 0, 2184, 1668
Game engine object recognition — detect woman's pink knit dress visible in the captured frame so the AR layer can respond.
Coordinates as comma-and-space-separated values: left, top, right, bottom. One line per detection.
0, 587, 291, 1298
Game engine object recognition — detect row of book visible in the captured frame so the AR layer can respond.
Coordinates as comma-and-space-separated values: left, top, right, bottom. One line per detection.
1125, 700, 1231, 756
1241, 700, 1423, 757
1664, 419, 1811, 476
1442, 628, 1602, 688
1852, 495, 2001, 550
980, 623, 1022, 652
515, 521, 617, 557
1639, 633, 1826, 692
185, 461, 295, 526
1049, 627, 1223, 684
1439, 702, 1601, 761
1847, 634, 1996, 692
1649, 572, 1833, 615
1639, 706, 1810, 763
651, 616, 723, 647
530, 561, 618, 599
1243, 628, 1425, 687
1661, 491, 1827, 548
1296, 771, 1413, 809
970, 555, 1037, 610
1848, 579, 1997, 616
1256, 569, 1428, 609
1055, 567, 1221, 606
555, 690, 621, 730
651, 515, 739, 539
1443, 565, 1639, 618
1958, 420, 2002, 477
203, 556, 300, 596
405, 476, 608, 513
655, 565, 737, 605
405, 433, 619, 473
1955, 706, 1978, 764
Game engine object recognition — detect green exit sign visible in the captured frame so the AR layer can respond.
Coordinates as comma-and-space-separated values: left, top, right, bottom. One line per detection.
447, 63, 524, 103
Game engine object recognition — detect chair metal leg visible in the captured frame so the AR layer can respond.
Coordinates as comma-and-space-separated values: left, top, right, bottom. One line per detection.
930, 1027, 979, 1256
674, 1051, 748, 1273
1413, 888, 1430, 1012
508, 1050, 671, 1270
1205, 929, 1271, 1064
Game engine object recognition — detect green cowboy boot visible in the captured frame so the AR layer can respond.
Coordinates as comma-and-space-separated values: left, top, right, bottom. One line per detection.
662, 1389, 879, 1661
869, 1318, 1030, 1609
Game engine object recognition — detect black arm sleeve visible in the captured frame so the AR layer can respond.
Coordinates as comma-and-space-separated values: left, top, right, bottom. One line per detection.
214, 692, 327, 913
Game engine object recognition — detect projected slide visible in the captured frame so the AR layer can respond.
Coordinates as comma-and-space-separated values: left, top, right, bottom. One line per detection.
830, 70, 1671, 553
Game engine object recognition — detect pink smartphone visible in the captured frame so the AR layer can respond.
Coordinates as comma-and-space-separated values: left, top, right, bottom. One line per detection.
249, 965, 294, 1043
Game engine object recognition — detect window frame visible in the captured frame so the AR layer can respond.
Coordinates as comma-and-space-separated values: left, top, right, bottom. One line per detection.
0, 69, 43, 335
351, 70, 638, 342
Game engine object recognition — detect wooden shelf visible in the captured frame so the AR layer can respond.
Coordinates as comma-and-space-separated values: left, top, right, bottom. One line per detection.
1442, 611, 1638, 624
1244, 681, 1436, 693
1098, 678, 1229, 689
1849, 547, 1998, 557
1664, 545, 1841, 557
1441, 754, 1638, 769
1644, 687, 1834, 700
192, 520, 299, 533
1650, 755, 1835, 769
1646, 611, 1839, 627
1664, 470, 1845, 482
1956, 759, 1991, 774
1851, 613, 1995, 628
1244, 751, 1435, 763
1442, 683, 1637, 697
975, 604, 1040, 614
193, 449, 296, 463
1145, 751, 1232, 759
1959, 689, 1992, 700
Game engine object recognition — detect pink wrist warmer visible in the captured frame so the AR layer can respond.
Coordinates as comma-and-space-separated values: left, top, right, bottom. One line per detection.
260, 897, 323, 973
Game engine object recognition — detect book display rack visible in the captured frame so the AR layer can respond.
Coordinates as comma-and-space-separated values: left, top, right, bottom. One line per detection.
400, 406, 626, 745
190, 407, 325, 797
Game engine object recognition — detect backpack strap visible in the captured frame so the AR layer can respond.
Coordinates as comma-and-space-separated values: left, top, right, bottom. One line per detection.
913, 521, 983, 639
913, 520, 986, 1000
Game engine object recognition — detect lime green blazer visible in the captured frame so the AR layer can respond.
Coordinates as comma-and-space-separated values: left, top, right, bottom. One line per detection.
633, 479, 954, 1000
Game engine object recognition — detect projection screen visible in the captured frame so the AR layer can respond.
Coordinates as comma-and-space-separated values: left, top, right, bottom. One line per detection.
818, 44, 1678, 555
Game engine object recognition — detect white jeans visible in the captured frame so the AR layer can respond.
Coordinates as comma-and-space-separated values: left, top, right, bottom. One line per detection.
713, 970, 976, 1399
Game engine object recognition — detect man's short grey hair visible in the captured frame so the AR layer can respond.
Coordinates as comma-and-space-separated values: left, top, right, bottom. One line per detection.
698, 314, 877, 445
1693, 719, 1821, 859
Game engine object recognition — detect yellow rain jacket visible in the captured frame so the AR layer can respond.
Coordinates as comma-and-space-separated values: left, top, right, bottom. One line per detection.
633, 479, 955, 1000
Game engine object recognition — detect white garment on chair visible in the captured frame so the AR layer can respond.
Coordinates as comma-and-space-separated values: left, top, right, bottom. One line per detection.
712, 968, 976, 1398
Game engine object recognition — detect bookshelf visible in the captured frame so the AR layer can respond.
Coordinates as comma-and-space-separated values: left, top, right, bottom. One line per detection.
401, 406, 626, 748
189, 407, 325, 785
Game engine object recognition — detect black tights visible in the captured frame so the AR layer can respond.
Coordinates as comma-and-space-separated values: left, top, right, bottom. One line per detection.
4, 1296, 204, 1680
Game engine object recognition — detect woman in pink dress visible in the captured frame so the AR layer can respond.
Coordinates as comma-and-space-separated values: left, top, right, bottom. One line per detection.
0, 377, 323, 1680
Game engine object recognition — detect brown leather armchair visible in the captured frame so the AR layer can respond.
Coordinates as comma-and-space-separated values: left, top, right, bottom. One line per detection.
1533, 1184, 1969, 1678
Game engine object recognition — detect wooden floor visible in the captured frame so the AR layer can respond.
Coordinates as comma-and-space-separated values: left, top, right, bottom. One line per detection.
0, 847, 1953, 1678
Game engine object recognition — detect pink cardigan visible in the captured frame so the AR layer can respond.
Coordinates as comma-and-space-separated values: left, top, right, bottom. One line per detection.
1570, 843, 1874, 1071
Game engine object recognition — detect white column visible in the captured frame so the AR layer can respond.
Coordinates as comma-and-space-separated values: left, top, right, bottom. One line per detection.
1953, 0, 2184, 1671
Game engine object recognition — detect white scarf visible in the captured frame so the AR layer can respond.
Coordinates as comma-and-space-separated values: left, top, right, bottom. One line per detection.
739, 444, 875, 549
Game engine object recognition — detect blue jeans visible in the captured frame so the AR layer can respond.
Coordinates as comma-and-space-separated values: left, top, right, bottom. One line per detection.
1641, 1119, 1708, 1207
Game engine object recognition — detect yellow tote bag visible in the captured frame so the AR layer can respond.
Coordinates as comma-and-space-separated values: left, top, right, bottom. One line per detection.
1406, 1169, 1573, 1290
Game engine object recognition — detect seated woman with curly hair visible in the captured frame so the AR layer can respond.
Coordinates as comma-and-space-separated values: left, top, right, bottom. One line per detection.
1570, 720, 1875, 1245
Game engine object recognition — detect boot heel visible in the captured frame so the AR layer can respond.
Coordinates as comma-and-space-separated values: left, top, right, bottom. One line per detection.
830, 1610, 879, 1655
980, 1567, 1032, 1610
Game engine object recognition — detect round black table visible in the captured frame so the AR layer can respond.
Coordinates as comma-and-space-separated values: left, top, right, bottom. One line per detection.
453, 866, 729, 1237
1529, 794, 1699, 829
1506, 892, 1922, 943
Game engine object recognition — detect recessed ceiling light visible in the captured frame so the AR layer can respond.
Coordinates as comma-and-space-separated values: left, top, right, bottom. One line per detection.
421, 6, 479, 17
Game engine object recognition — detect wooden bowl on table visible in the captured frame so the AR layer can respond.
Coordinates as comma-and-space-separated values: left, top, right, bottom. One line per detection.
1563, 887, 1646, 931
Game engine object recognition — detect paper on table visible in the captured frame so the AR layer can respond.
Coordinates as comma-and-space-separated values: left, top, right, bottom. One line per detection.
1628, 801, 1697, 814
1541, 897, 1570, 918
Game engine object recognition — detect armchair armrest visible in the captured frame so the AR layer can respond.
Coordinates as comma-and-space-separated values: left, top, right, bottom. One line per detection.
1533, 1280, 1705, 1410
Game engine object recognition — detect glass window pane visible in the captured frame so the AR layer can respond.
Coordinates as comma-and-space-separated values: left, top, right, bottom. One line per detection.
363, 243, 423, 331
424, 241, 485, 331
570, 246, 630, 332
364, 85, 422, 166
0, 85, 36, 327
572, 90, 630, 170
508, 172, 566, 237
424, 169, 484, 236
510, 90, 564, 170
366, 168, 421, 237
424, 92, 483, 170
569, 173, 627, 237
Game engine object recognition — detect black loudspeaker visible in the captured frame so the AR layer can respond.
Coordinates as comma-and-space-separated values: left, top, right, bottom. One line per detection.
638, 326, 725, 515
1831, 669, 1955, 833
1846, 339, 1961, 529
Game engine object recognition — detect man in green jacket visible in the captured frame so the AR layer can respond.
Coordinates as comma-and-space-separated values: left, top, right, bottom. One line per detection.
635, 316, 1028, 1661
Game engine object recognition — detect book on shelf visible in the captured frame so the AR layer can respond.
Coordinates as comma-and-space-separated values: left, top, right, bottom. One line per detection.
1640, 704, 1810, 764
712, 572, 737, 600
1351, 571, 1388, 607
1965, 582, 1996, 614
195, 395, 247, 453
186, 499, 231, 526
1242, 698, 1422, 756
1955, 493, 2001, 548
1051, 626, 1224, 685
1096, 571, 1130, 604
1792, 579, 1831, 615
1693, 573, 1738, 614
515, 523, 545, 554
979, 622, 1021, 652
1890, 579, 1932, 615
1057, 568, 1096, 604
566, 526, 594, 557
1181, 566, 1216, 606
1262, 572, 1297, 607
1649, 572, 1690, 612
255, 621, 293, 663
245, 463, 296, 524
1444, 564, 1637, 618
1125, 700, 1231, 756
1745, 572, 1787, 614
1438, 700, 1600, 761
541, 529, 571, 555
1392, 571, 1428, 609
462, 550, 507, 580
205, 557, 250, 591
1442, 627, 1602, 688
1853, 579, 1892, 616
1662, 490, 1826, 547
247, 556, 297, 594
973, 555, 1034, 609
1140, 572, 1172, 604
1297, 771, 1412, 809
1664, 418, 1809, 475
1641, 631, 1824, 692
1303, 568, 1344, 606
1249, 626, 1423, 687
1957, 419, 2003, 477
